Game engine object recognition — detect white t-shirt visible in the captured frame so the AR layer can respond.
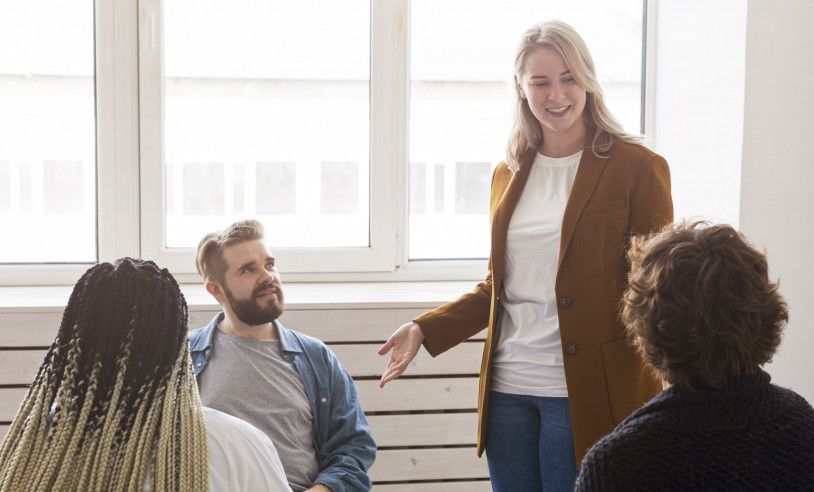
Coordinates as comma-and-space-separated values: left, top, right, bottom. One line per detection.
203, 407, 292, 492
144, 407, 292, 492
490, 150, 581, 397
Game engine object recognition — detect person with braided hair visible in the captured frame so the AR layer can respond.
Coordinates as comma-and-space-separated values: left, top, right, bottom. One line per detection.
0, 258, 292, 492
575, 222, 814, 490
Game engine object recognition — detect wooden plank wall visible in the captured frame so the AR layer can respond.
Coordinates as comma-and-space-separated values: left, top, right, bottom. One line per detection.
0, 305, 491, 490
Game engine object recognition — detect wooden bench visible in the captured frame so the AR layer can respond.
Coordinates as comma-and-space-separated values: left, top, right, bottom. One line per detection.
0, 300, 491, 491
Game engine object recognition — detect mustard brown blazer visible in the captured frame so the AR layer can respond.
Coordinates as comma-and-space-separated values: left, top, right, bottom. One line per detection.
414, 132, 673, 467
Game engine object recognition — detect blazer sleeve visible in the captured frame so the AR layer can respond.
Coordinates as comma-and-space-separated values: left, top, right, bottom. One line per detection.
413, 269, 493, 357
629, 153, 673, 236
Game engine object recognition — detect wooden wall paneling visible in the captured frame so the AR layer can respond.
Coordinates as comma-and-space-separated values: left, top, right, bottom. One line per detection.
0, 313, 60, 346
0, 388, 28, 422
190, 308, 487, 343
369, 448, 489, 482
0, 304, 492, 487
331, 341, 483, 378
0, 343, 484, 387
356, 378, 479, 413
366, 413, 477, 447
0, 350, 47, 385
371, 481, 492, 492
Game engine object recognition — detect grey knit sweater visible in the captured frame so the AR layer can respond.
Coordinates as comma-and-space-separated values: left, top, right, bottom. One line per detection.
575, 369, 814, 491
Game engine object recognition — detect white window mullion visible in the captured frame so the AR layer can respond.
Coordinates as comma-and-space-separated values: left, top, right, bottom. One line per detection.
138, 0, 402, 280
369, 0, 407, 271
97, 0, 141, 264
138, 0, 168, 269
642, 0, 658, 150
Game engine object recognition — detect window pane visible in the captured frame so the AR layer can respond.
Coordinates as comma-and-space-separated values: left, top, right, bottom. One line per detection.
409, 162, 427, 214
256, 162, 296, 215
409, 0, 644, 260
455, 162, 490, 215
321, 162, 359, 215
0, 1, 96, 263
0, 162, 10, 214
183, 162, 225, 215
163, 0, 370, 248
43, 161, 85, 214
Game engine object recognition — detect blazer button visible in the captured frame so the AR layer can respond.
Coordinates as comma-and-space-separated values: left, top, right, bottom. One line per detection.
565, 343, 578, 356
559, 296, 573, 309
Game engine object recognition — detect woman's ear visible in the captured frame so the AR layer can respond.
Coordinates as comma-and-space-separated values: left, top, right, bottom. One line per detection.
515, 75, 526, 99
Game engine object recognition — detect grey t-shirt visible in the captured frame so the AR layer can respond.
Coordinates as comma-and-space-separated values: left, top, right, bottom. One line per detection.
198, 326, 320, 492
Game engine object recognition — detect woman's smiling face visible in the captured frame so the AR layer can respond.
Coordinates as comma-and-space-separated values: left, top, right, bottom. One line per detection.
518, 47, 587, 145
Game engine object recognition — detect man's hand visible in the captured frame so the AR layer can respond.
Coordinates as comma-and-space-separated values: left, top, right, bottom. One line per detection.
305, 485, 332, 492
378, 321, 425, 388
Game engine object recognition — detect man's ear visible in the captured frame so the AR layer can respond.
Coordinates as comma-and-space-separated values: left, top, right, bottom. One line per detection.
205, 280, 225, 305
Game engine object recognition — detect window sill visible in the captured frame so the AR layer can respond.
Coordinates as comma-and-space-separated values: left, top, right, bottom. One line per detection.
0, 280, 476, 312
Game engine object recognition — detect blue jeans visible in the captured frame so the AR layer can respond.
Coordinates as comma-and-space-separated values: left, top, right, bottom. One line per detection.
485, 391, 579, 492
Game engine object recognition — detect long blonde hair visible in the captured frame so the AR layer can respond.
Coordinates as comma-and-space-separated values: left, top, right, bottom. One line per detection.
507, 20, 642, 172
0, 259, 208, 491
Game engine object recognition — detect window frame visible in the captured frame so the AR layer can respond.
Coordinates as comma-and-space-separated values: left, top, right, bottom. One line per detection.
0, 0, 652, 286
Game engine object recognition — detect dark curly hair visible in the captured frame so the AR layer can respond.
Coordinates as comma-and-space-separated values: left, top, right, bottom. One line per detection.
622, 221, 788, 391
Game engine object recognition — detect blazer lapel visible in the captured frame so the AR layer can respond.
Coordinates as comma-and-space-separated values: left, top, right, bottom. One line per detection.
490, 148, 536, 290
559, 133, 608, 269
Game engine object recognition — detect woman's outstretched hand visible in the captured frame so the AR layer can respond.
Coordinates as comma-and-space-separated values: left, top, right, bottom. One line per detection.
378, 321, 425, 388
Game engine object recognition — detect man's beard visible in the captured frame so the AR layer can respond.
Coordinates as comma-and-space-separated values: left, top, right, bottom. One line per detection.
223, 281, 285, 326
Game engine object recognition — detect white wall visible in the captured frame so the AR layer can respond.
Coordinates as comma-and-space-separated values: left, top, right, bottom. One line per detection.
653, 0, 814, 402
740, 0, 814, 402
652, 0, 747, 227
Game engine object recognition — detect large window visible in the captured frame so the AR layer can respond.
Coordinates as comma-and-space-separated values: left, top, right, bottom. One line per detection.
1, 0, 647, 283
409, 0, 644, 260
0, 1, 96, 264
161, 0, 370, 250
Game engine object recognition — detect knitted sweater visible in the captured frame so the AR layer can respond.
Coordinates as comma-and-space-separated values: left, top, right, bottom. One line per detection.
575, 369, 814, 491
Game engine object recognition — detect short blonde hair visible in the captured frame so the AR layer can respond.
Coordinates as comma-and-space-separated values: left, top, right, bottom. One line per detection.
507, 20, 641, 172
196, 219, 265, 282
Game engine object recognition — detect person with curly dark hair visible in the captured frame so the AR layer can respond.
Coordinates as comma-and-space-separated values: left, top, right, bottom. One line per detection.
575, 221, 814, 491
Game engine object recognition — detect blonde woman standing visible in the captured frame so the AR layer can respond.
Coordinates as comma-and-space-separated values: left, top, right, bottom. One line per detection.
379, 20, 672, 491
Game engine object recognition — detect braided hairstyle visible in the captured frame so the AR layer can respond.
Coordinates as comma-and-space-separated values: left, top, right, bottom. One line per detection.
0, 258, 208, 491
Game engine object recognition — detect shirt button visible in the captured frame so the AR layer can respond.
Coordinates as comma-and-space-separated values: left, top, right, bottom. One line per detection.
196, 362, 202, 367
559, 296, 573, 309
565, 343, 578, 356
321, 397, 327, 403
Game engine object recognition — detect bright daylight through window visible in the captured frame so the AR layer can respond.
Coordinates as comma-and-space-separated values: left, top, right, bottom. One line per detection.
0, 0, 644, 280
409, 0, 644, 260
163, 0, 370, 250
0, 1, 96, 263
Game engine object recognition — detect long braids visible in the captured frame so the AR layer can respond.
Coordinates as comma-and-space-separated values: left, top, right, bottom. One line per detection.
0, 258, 208, 491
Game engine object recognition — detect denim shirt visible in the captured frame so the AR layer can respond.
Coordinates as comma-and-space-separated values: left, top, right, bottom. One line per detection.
189, 313, 376, 492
